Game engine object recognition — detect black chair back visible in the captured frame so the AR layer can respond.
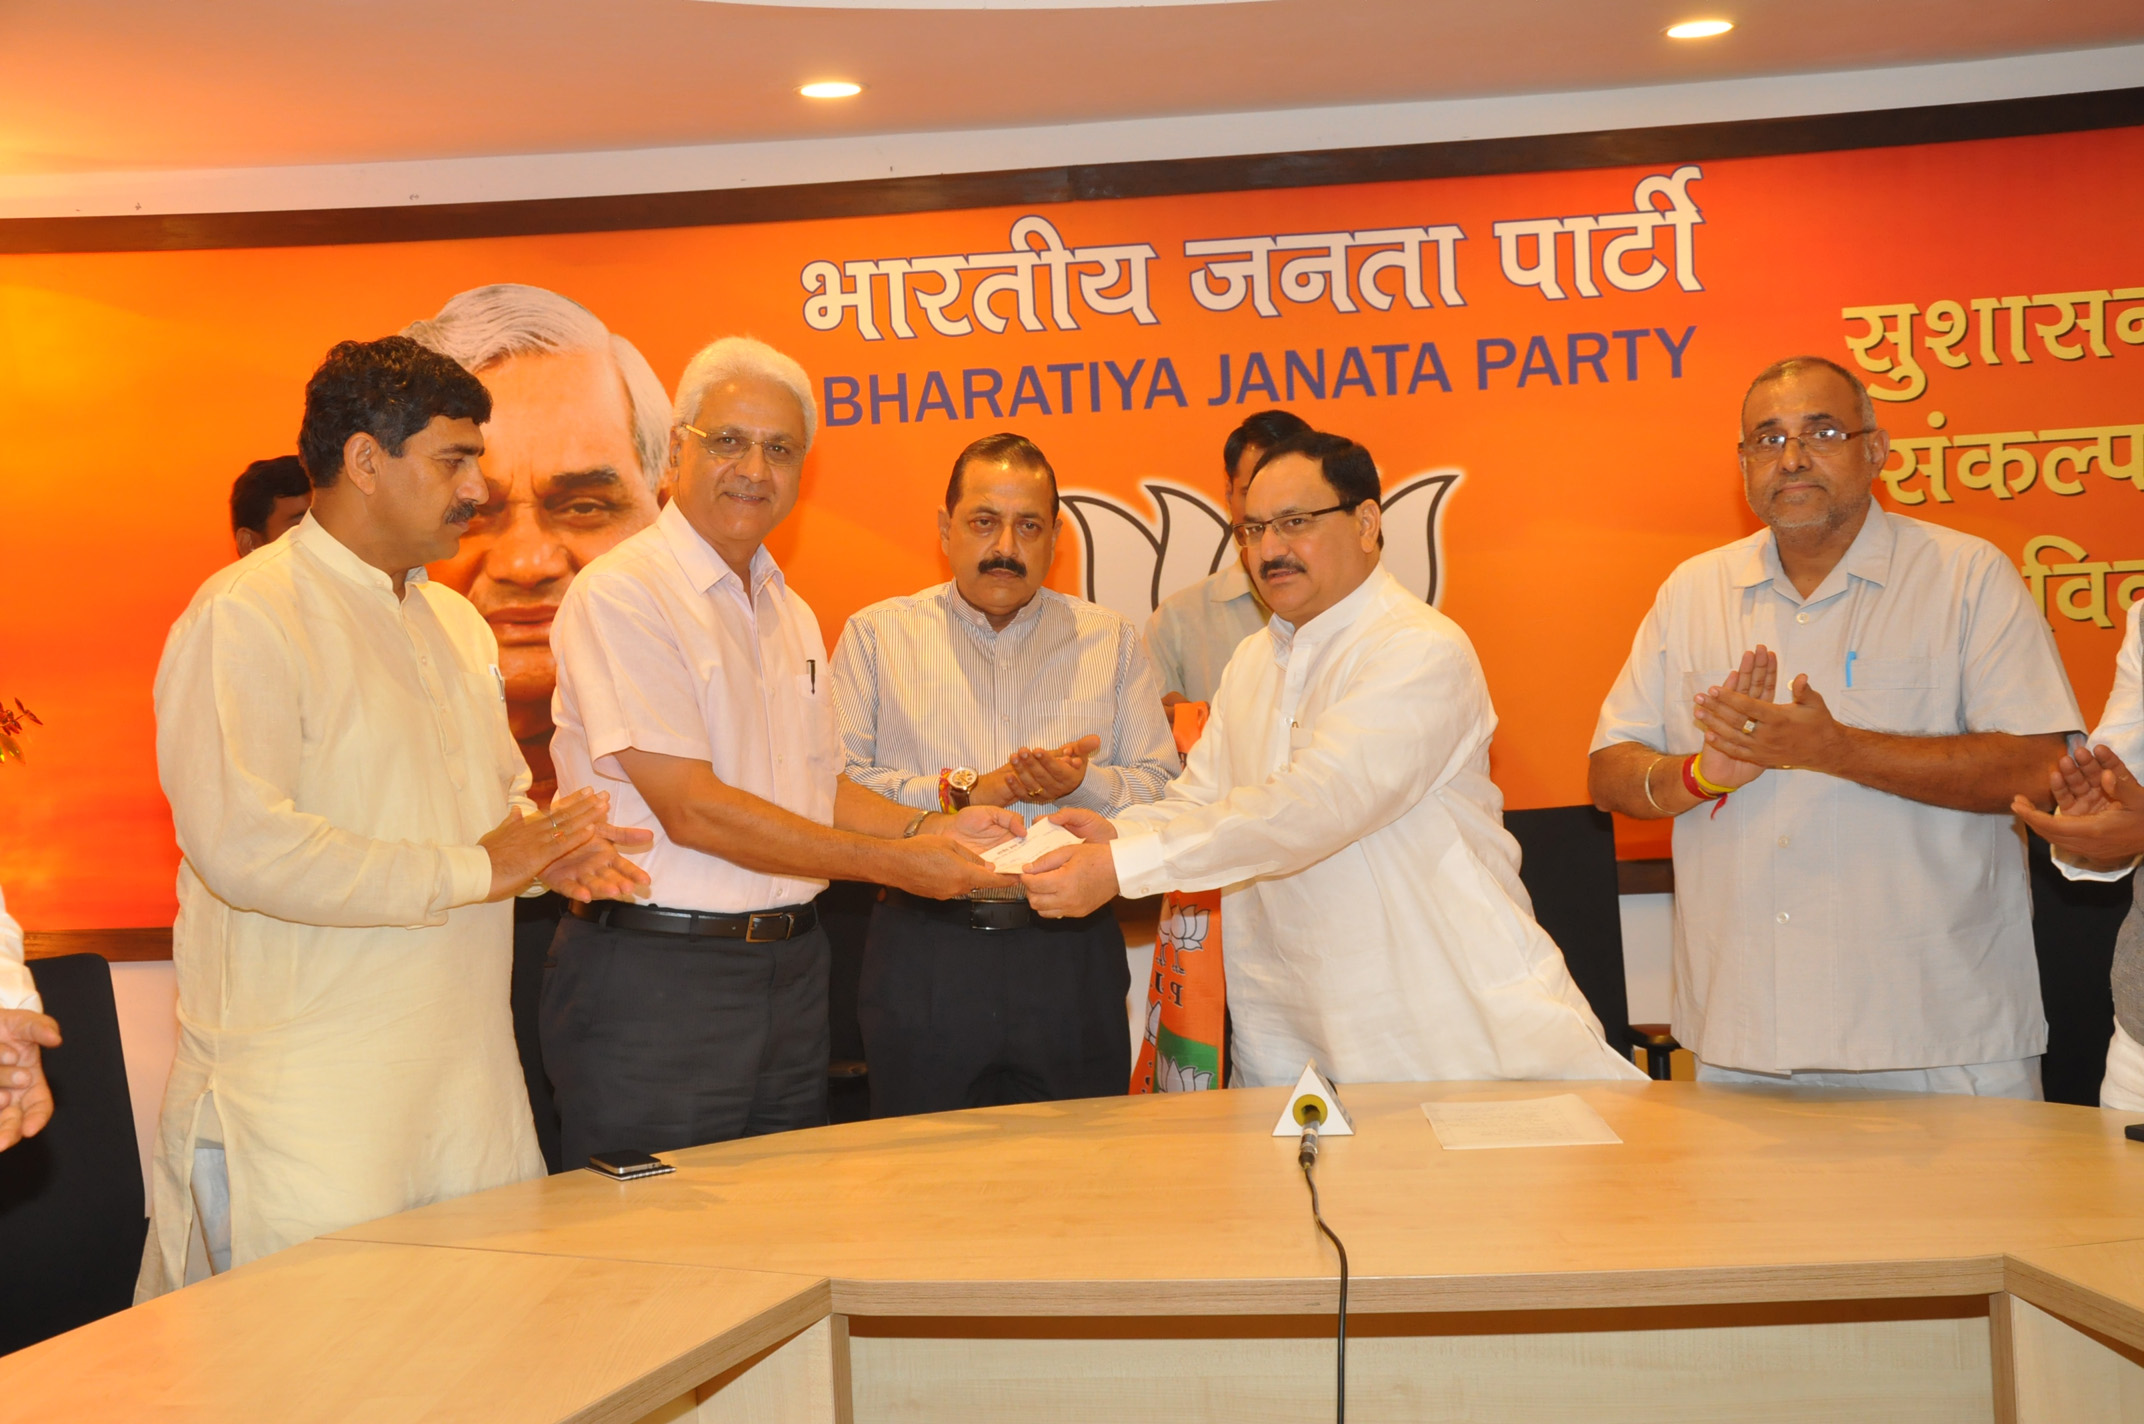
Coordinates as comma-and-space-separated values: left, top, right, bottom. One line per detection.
2027, 831, 2126, 1106
1504, 806, 1637, 1062
0, 953, 146, 1355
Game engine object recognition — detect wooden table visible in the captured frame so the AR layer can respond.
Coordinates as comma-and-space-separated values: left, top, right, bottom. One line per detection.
5, 1081, 2144, 1422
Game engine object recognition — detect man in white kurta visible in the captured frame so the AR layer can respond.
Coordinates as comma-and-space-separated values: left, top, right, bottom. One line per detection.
139, 336, 645, 1298
1025, 431, 1639, 1086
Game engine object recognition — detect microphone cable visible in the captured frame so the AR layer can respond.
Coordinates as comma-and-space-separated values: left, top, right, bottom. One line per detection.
1297, 1108, 1349, 1423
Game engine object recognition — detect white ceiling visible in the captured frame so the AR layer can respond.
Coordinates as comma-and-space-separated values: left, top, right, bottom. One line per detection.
1, 0, 2139, 178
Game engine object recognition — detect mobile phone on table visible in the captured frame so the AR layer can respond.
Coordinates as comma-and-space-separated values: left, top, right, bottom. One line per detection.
587, 1150, 675, 1180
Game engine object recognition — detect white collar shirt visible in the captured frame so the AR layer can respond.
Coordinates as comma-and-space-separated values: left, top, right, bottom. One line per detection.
832, 582, 1178, 823
1590, 508, 2082, 1073
551, 502, 837, 914
140, 512, 542, 1297
1143, 559, 1270, 705
1109, 565, 1642, 1088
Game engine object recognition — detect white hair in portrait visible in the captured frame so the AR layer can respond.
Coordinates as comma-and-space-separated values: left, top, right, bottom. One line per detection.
671, 336, 819, 452
402, 283, 670, 490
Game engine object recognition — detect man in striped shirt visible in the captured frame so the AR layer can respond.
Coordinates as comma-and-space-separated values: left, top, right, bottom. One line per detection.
832, 433, 1179, 1117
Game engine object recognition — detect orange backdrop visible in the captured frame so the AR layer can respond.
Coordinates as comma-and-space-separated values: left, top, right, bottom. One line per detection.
3, 123, 2141, 929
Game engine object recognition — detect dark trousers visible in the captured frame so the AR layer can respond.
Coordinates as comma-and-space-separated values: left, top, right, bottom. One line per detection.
511, 894, 567, 1173
540, 913, 830, 1167
859, 894, 1130, 1118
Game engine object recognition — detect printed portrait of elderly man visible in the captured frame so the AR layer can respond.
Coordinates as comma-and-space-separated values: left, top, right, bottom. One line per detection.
405, 284, 671, 807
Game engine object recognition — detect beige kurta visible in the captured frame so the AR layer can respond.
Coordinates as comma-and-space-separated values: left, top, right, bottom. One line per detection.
138, 515, 544, 1300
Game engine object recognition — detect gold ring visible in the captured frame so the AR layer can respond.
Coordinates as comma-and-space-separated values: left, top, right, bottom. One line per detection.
1741, 719, 1759, 735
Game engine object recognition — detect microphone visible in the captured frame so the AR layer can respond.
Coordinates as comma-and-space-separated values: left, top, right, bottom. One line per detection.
1296, 1098, 1324, 1170
1290, 1093, 1346, 1422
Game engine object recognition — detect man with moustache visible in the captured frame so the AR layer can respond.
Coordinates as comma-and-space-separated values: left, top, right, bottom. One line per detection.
142, 337, 650, 1296
1589, 356, 2079, 1098
406, 284, 670, 1171
545, 338, 1020, 1162
1023, 430, 1638, 1087
833, 433, 1177, 1116
1145, 409, 1308, 708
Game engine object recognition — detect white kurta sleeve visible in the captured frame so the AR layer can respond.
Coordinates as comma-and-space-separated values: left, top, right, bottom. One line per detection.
1110, 621, 1482, 898
0, 887, 39, 1012
156, 593, 494, 928
2057, 598, 2144, 883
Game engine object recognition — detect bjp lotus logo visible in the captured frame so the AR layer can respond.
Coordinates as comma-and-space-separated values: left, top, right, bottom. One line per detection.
1061, 469, 1461, 619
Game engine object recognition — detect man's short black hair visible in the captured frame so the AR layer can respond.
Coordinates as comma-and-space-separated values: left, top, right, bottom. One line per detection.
297, 335, 492, 489
1249, 430, 1381, 509
1223, 409, 1311, 483
229, 456, 311, 536
946, 432, 1058, 515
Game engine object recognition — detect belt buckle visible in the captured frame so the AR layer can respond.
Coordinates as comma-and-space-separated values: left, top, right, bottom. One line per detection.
746, 912, 790, 943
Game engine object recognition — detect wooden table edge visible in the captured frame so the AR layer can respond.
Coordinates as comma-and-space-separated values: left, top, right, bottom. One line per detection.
820, 1257, 2010, 1317
2001, 1249, 2144, 1356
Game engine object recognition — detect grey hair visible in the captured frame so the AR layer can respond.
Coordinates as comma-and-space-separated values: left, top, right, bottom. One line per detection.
672, 336, 818, 451
402, 284, 670, 491
1743, 355, 1877, 431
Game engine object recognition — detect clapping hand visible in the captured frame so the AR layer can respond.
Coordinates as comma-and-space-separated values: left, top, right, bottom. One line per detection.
0, 1007, 60, 1151
539, 819, 656, 903
1691, 646, 1842, 781
2013, 744, 2144, 868
482, 788, 608, 900
996, 734, 1101, 803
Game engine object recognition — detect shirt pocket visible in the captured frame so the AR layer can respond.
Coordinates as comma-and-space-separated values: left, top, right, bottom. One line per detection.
792, 673, 840, 775
1835, 656, 1953, 735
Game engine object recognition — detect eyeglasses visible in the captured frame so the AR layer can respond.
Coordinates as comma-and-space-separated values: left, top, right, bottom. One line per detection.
1738, 423, 1873, 464
680, 423, 805, 471
1230, 503, 1357, 547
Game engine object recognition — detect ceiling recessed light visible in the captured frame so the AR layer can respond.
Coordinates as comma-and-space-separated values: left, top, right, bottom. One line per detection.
799, 81, 864, 99
1665, 18, 1734, 38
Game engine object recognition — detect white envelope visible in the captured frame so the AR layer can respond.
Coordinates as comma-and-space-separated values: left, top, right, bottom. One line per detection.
979, 819, 1083, 874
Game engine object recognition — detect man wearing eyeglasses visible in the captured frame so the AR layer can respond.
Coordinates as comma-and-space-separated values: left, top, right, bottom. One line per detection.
1022, 430, 1641, 1087
831, 432, 1177, 1117
1589, 356, 2079, 1098
543, 337, 1021, 1165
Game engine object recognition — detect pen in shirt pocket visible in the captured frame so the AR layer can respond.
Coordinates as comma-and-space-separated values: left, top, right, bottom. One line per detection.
807, 658, 816, 693
1844, 650, 1857, 689
489, 664, 506, 701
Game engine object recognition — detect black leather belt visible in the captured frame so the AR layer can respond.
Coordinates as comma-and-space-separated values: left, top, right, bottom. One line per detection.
886, 889, 1094, 934
568, 898, 819, 942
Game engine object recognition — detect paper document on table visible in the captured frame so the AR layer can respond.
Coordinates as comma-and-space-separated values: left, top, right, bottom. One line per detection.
1419, 1094, 1623, 1150
980, 820, 1083, 874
